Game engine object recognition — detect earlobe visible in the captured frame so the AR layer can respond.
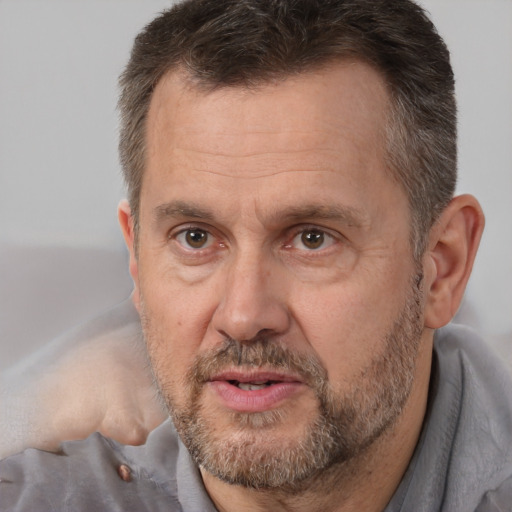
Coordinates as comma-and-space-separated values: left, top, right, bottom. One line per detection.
118, 200, 141, 311
423, 194, 485, 329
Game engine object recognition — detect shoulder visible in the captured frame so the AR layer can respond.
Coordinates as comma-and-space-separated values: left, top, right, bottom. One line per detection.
390, 324, 512, 512
0, 421, 182, 511
434, 323, 512, 379
475, 474, 512, 511
434, 324, 512, 509
434, 323, 512, 441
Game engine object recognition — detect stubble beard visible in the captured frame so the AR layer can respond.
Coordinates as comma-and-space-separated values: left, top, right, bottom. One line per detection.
141, 274, 424, 492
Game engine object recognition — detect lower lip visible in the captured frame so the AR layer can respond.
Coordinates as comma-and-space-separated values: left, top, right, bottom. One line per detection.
208, 381, 304, 412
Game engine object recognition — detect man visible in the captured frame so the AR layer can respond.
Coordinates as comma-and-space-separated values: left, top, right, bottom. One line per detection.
1, 0, 511, 510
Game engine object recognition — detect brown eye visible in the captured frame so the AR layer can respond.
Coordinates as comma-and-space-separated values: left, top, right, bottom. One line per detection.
182, 228, 209, 249
300, 230, 325, 249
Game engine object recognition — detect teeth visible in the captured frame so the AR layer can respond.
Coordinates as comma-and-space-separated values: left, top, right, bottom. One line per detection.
237, 382, 269, 391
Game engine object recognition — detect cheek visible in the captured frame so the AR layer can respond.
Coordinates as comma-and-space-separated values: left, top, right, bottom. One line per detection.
290, 272, 408, 380
139, 264, 220, 370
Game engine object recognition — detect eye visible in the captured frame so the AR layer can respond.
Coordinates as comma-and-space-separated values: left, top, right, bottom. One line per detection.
291, 228, 335, 251
175, 228, 212, 250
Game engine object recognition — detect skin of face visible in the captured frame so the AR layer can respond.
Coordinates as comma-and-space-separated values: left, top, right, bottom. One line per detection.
120, 62, 447, 511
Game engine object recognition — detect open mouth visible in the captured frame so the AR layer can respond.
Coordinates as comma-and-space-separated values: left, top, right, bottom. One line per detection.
209, 372, 304, 412
228, 380, 277, 391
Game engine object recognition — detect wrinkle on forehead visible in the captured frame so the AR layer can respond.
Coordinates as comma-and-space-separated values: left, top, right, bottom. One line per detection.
187, 167, 340, 180
151, 123, 377, 170
146, 62, 390, 164
167, 147, 365, 180
177, 139, 342, 159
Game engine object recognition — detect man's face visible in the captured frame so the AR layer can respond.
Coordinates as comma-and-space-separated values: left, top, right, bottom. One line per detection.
131, 62, 428, 488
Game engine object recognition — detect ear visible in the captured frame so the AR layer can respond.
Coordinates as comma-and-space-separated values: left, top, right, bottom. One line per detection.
118, 200, 141, 312
423, 194, 485, 329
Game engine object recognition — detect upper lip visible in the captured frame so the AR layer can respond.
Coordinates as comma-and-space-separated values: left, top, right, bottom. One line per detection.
209, 369, 303, 384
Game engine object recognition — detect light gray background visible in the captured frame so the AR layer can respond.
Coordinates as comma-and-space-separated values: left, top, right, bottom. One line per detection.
1, 0, 511, 369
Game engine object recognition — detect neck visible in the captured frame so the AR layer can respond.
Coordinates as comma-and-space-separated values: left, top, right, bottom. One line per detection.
201, 341, 433, 512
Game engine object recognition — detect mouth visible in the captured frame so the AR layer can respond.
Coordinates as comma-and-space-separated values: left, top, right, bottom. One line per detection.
207, 370, 305, 412
211, 370, 302, 386
228, 380, 278, 391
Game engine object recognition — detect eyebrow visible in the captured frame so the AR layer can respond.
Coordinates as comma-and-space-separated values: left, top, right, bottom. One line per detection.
277, 204, 367, 228
154, 200, 367, 229
154, 200, 215, 223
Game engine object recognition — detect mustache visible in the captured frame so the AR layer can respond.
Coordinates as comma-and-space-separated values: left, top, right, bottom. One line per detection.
186, 336, 328, 389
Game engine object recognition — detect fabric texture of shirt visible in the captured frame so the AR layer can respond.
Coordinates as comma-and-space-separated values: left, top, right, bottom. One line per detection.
1, 324, 511, 511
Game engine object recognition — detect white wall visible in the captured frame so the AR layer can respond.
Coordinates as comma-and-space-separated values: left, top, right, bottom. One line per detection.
0, 0, 172, 248
0, 1, 174, 368
1, 0, 510, 362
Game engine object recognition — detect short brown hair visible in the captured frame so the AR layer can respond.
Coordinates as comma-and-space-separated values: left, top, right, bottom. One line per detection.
119, 0, 456, 258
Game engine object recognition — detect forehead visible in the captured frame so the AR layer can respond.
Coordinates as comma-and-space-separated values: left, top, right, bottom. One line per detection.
146, 61, 390, 165
142, 62, 402, 226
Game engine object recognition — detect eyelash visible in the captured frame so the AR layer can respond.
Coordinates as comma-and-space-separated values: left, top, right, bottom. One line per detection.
170, 225, 220, 252
285, 226, 338, 252
169, 224, 340, 256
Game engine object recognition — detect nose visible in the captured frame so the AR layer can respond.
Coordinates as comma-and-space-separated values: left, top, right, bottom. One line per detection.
211, 252, 290, 342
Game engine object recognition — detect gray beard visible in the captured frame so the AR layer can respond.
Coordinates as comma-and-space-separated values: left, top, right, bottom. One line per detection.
143, 273, 424, 492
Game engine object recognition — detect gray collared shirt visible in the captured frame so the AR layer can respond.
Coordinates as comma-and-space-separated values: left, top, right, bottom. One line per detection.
1, 324, 511, 511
